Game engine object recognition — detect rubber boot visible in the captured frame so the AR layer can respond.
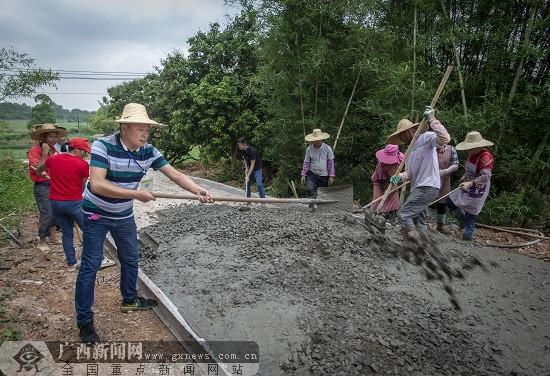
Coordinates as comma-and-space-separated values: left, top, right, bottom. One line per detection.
436, 214, 453, 235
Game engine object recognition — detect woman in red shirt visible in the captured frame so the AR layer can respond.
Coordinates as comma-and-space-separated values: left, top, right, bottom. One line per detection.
27, 124, 67, 251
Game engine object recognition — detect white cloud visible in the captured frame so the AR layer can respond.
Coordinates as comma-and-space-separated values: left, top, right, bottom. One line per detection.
1, 0, 239, 110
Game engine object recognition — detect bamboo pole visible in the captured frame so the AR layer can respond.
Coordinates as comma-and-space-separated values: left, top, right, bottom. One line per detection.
496, 2, 538, 156
411, 3, 417, 115
376, 66, 454, 213
333, 60, 363, 152
440, 0, 468, 117
477, 223, 550, 241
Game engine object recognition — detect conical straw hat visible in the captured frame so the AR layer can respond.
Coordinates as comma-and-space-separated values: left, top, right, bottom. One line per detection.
115, 103, 166, 127
386, 119, 419, 145
456, 131, 494, 150
305, 129, 330, 142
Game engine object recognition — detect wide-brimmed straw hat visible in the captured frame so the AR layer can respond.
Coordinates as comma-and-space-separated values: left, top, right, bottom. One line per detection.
115, 103, 166, 127
30, 123, 68, 141
376, 144, 404, 165
456, 131, 494, 151
305, 129, 330, 142
386, 119, 419, 145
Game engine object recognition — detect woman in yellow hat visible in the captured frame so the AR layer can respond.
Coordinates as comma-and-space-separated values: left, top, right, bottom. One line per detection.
447, 131, 495, 240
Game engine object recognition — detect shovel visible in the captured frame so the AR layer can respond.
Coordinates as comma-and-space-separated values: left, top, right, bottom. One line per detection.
153, 184, 354, 212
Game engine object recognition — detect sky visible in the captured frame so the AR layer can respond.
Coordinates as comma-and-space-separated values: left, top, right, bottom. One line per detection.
0, 0, 238, 111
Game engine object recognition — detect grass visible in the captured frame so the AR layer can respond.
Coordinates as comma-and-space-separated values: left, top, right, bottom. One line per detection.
0, 149, 27, 159
0, 155, 35, 227
3, 119, 91, 132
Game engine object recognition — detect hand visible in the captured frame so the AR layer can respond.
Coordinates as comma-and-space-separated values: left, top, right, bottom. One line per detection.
41, 142, 51, 155
196, 188, 213, 203
460, 181, 473, 191
390, 175, 402, 185
300, 176, 306, 185
134, 190, 156, 203
328, 176, 335, 185
423, 105, 435, 122
439, 169, 446, 177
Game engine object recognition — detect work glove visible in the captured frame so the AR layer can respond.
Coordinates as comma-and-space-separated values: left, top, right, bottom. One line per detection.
300, 175, 306, 185
439, 169, 446, 177
460, 181, 473, 191
423, 105, 435, 122
390, 175, 402, 186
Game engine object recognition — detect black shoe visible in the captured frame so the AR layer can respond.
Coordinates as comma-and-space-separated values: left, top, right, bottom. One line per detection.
121, 297, 158, 312
78, 321, 100, 343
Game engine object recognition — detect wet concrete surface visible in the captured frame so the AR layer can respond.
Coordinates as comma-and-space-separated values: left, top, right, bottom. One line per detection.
138, 201, 550, 376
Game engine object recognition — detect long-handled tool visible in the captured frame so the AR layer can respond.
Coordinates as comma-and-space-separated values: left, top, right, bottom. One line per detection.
376, 66, 454, 213
427, 186, 461, 207
153, 184, 354, 212
362, 182, 409, 209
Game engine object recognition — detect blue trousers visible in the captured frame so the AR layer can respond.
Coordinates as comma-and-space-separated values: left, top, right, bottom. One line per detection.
50, 200, 83, 266
446, 198, 477, 239
75, 215, 139, 325
246, 169, 266, 198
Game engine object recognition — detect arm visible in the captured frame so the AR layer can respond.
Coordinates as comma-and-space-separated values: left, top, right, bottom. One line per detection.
428, 118, 451, 147
327, 159, 335, 177
472, 168, 491, 186
159, 164, 212, 203
30, 145, 50, 176
327, 159, 335, 185
247, 160, 256, 178
89, 167, 153, 202
440, 147, 459, 176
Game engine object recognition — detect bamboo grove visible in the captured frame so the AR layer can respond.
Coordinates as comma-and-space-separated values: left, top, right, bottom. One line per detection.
90, 0, 550, 227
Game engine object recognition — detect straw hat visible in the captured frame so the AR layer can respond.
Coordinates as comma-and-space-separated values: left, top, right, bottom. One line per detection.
376, 144, 404, 165
115, 103, 166, 127
30, 123, 68, 141
456, 131, 494, 151
386, 119, 419, 145
305, 129, 330, 142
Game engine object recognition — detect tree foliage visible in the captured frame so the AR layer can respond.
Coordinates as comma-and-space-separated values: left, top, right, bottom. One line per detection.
0, 47, 58, 102
96, 0, 549, 226
27, 94, 56, 128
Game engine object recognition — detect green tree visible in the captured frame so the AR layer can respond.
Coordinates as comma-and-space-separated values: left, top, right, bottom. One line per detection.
0, 47, 58, 101
27, 94, 56, 128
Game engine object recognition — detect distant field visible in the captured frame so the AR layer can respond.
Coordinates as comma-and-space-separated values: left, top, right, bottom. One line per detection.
0, 148, 27, 159
2, 119, 91, 133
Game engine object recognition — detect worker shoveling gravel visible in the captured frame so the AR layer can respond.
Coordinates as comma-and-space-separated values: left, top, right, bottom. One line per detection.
140, 204, 550, 376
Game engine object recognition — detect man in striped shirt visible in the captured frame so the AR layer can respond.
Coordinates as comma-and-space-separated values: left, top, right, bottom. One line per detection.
75, 103, 212, 342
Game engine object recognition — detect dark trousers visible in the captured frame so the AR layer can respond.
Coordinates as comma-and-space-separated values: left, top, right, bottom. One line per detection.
75, 215, 138, 325
305, 172, 329, 197
33, 182, 56, 238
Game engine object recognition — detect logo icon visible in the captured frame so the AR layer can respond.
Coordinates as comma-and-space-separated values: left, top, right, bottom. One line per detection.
13, 343, 44, 372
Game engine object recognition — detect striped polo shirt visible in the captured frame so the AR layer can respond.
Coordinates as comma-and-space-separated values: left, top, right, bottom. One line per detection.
82, 133, 168, 220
